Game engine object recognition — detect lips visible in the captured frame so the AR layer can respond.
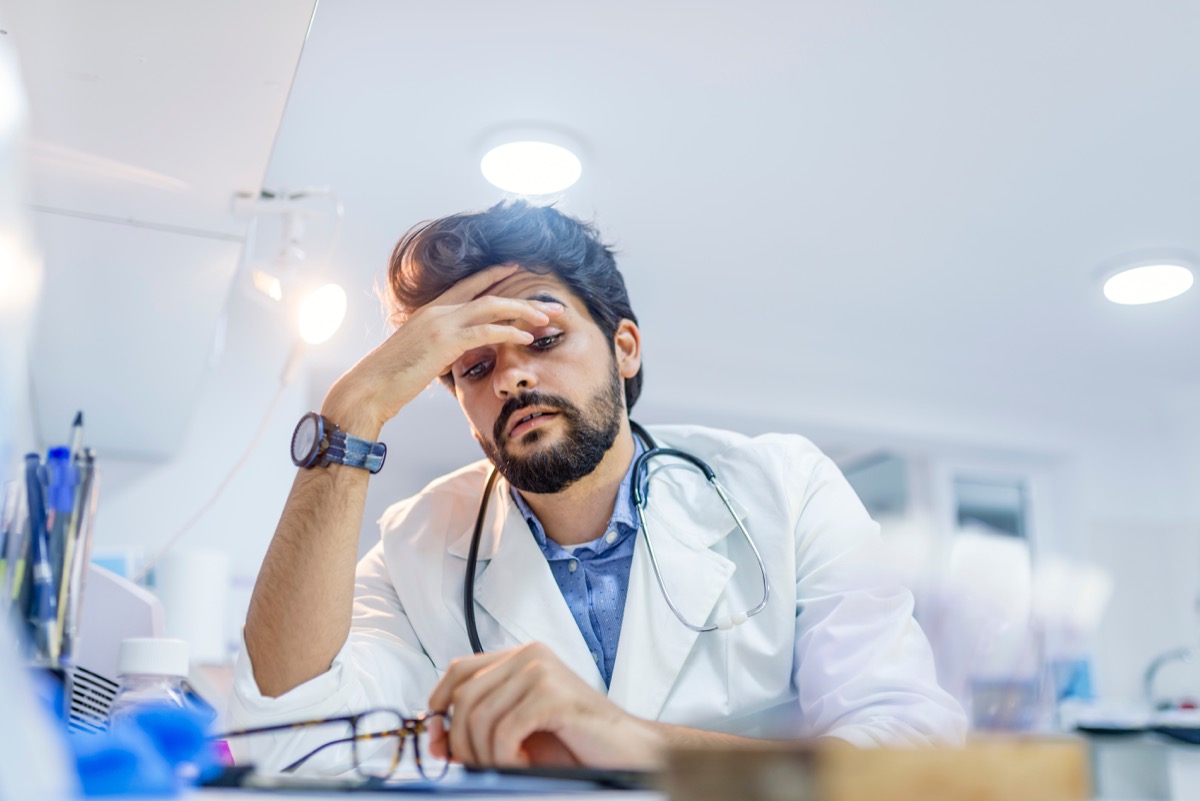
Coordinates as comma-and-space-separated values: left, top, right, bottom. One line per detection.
507, 409, 559, 439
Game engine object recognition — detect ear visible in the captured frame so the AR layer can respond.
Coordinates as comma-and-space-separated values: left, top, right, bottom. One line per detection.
613, 319, 641, 380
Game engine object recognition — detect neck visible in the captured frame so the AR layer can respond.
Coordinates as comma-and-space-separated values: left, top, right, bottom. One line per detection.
517, 421, 636, 547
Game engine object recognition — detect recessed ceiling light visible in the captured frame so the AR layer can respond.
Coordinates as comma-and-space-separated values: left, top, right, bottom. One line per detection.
1103, 263, 1194, 305
480, 141, 582, 195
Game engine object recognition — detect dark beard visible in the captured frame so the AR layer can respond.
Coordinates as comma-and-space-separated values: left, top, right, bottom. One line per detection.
478, 362, 624, 494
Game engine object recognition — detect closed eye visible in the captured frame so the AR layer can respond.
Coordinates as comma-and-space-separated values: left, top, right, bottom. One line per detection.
462, 359, 493, 381
460, 333, 560, 381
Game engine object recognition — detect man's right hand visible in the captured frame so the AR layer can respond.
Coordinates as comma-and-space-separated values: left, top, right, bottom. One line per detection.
321, 263, 563, 436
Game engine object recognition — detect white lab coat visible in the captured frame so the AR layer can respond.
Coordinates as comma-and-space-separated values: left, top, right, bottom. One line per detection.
228, 425, 965, 771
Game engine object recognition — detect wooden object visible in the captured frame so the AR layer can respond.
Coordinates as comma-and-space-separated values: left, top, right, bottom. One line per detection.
662, 736, 1091, 801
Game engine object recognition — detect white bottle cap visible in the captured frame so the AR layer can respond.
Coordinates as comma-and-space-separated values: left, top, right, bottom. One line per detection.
117, 637, 190, 678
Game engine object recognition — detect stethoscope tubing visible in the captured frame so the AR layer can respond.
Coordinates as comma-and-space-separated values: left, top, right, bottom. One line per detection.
630, 422, 770, 632
464, 468, 501, 654
463, 421, 771, 653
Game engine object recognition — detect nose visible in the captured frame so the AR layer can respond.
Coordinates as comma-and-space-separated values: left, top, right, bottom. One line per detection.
492, 347, 537, 399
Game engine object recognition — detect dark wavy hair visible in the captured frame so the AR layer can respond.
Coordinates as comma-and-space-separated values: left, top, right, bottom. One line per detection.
386, 200, 643, 410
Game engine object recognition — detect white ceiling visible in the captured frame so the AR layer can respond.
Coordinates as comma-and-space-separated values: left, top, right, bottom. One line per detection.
9, 0, 1200, 458
268, 0, 1200, 438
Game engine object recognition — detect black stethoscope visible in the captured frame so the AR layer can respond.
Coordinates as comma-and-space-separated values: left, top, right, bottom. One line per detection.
463, 421, 771, 654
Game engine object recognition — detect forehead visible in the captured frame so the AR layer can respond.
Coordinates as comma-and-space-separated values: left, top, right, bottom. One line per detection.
476, 268, 584, 311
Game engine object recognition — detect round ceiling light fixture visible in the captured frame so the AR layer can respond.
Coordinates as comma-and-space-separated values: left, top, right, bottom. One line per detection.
481, 141, 582, 195
479, 125, 584, 196
1102, 258, 1195, 306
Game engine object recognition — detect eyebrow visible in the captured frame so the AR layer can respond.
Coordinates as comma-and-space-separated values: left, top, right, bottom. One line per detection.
526, 292, 565, 305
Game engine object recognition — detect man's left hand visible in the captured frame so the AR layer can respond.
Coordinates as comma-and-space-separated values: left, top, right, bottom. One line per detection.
426, 642, 663, 769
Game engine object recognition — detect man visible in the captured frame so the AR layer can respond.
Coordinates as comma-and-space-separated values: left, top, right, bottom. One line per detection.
228, 201, 965, 773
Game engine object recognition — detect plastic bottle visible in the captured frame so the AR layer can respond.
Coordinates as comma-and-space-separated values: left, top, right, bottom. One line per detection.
107, 637, 190, 731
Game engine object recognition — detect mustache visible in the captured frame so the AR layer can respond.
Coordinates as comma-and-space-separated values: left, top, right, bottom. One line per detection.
494, 391, 576, 443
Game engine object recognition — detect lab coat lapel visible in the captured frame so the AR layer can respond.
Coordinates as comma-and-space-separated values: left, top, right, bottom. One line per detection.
460, 483, 606, 691
607, 461, 745, 720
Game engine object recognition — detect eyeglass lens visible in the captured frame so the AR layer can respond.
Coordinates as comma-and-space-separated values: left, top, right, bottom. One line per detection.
354, 710, 449, 781
354, 710, 407, 779
412, 714, 450, 780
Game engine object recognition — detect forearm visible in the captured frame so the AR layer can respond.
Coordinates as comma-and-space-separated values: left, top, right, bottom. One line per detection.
609, 719, 769, 769
244, 396, 383, 698
649, 722, 767, 754
244, 463, 370, 697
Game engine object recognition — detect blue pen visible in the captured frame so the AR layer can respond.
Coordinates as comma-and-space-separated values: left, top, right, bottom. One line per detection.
45, 448, 74, 607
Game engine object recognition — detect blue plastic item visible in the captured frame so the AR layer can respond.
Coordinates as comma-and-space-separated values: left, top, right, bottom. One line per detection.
70, 706, 221, 796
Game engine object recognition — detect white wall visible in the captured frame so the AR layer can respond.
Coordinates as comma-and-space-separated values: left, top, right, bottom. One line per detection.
88, 286, 309, 659
0, 33, 41, 480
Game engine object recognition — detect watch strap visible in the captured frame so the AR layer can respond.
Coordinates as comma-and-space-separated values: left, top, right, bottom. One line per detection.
324, 428, 387, 474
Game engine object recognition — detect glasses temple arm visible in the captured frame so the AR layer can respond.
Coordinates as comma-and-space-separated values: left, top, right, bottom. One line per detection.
211, 718, 353, 740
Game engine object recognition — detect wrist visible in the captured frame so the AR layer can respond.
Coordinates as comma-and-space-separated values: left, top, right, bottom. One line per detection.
603, 713, 667, 770
320, 392, 384, 441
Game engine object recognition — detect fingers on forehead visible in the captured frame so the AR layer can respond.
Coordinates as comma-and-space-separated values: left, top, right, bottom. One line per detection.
466, 264, 524, 296
439, 264, 522, 303
476, 295, 550, 317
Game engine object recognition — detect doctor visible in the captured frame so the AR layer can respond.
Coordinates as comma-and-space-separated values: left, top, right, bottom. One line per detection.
230, 201, 965, 772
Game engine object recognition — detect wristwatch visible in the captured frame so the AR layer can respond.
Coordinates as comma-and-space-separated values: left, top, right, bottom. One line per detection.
291, 412, 387, 474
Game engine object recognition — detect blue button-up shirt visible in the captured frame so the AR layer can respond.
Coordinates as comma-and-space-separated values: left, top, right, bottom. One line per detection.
510, 441, 642, 687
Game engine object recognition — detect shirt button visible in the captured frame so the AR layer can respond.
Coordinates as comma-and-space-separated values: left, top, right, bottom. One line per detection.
592, 651, 600, 662
605, 531, 617, 544
568, 560, 578, 573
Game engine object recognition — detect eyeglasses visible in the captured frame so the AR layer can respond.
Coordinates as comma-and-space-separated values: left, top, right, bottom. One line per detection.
214, 709, 451, 781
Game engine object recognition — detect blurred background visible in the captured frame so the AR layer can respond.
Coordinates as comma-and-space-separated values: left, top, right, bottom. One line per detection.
1, 0, 1198, 718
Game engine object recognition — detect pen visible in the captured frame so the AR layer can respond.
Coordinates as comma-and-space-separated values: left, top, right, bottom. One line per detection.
45, 447, 73, 595
7, 481, 31, 605
68, 411, 84, 460
45, 446, 75, 664
56, 450, 86, 659
59, 448, 96, 665
0, 481, 20, 600
0, 482, 12, 589
13, 455, 42, 608
24, 453, 57, 662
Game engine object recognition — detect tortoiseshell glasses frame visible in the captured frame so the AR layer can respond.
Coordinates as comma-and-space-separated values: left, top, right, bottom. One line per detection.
214, 708, 451, 781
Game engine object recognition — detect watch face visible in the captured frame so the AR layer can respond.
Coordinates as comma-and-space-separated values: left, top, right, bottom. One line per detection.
292, 415, 319, 465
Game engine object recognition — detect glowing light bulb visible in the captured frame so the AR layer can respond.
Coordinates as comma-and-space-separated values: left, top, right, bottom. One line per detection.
297, 283, 347, 344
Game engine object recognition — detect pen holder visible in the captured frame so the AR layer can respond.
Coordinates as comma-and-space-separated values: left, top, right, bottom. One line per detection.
1, 461, 100, 670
